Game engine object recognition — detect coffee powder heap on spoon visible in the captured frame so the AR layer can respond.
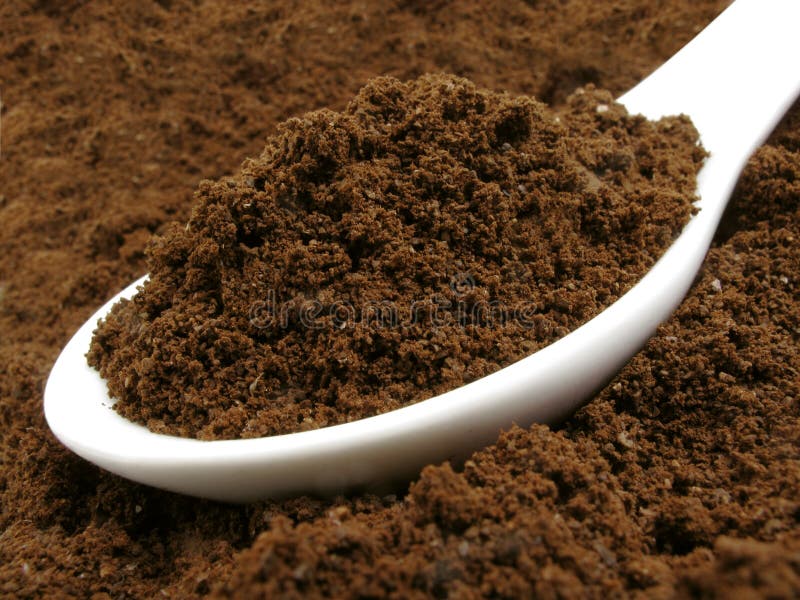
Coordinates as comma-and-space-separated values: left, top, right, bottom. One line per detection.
88, 74, 704, 440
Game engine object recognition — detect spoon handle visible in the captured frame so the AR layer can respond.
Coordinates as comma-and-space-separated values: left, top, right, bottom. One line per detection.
619, 0, 800, 165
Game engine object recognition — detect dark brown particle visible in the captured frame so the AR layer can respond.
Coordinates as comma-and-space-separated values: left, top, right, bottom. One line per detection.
87, 75, 702, 440
2, 1, 799, 598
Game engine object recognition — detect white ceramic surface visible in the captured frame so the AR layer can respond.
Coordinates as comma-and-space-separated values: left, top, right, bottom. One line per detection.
44, 0, 800, 502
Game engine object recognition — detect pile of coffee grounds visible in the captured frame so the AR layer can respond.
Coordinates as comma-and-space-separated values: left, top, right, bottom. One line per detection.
219, 117, 800, 598
4, 1, 800, 598
88, 75, 702, 440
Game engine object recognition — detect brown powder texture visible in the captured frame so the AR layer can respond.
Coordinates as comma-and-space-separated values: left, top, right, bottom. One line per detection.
88, 75, 702, 439
216, 118, 800, 598
4, 1, 800, 598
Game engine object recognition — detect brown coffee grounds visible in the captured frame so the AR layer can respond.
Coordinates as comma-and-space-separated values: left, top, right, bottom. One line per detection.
88, 74, 702, 440
4, 0, 800, 598
215, 115, 800, 599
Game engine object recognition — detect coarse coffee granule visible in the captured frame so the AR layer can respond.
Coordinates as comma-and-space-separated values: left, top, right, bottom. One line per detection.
88, 74, 703, 440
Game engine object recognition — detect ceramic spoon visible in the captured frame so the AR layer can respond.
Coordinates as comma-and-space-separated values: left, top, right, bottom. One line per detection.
44, 0, 800, 502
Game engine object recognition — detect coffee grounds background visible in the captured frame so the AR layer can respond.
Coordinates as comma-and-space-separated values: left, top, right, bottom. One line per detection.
2, 0, 799, 597
88, 74, 701, 440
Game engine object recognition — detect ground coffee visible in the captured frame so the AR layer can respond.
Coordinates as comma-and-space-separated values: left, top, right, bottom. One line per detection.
88, 75, 702, 439
3, 1, 799, 598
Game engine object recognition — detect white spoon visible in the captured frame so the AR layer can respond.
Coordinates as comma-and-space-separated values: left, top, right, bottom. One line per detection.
44, 0, 800, 502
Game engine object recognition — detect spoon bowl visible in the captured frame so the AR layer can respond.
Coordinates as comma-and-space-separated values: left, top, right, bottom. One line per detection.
44, 0, 800, 502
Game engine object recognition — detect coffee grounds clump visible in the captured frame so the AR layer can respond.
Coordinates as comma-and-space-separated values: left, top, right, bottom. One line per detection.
88, 74, 703, 440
